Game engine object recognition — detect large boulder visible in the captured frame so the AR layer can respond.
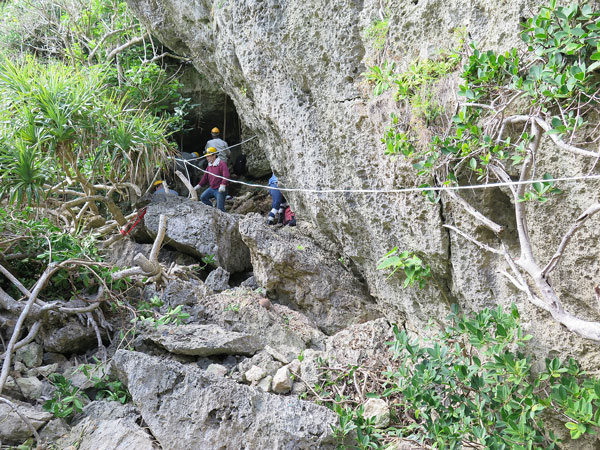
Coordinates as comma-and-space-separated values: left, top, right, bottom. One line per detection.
112, 350, 340, 449
191, 288, 326, 361
239, 216, 380, 334
0, 402, 53, 445
144, 197, 251, 273
140, 323, 263, 356
58, 401, 157, 450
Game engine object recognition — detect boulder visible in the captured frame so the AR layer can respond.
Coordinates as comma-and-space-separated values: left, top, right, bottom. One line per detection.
204, 267, 231, 292
112, 350, 339, 449
40, 318, 99, 354
141, 324, 263, 356
239, 216, 380, 334
190, 289, 326, 361
0, 402, 52, 445
58, 401, 157, 450
15, 342, 42, 369
4, 376, 43, 400
244, 365, 267, 384
144, 198, 251, 273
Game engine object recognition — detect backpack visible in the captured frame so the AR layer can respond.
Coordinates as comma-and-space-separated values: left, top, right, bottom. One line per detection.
282, 206, 296, 226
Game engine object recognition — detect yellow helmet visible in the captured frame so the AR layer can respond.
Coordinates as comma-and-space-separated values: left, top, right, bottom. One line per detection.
192, 152, 200, 157
153, 180, 163, 186
211, 127, 220, 134
204, 147, 217, 157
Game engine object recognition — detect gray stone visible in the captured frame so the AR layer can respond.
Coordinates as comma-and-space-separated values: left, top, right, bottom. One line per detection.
206, 364, 228, 377
190, 289, 326, 360
244, 365, 267, 383
292, 382, 307, 395
113, 350, 339, 449
239, 216, 380, 335
240, 275, 258, 289
0, 402, 52, 445
204, 266, 231, 292
257, 375, 272, 393
15, 342, 42, 369
27, 363, 59, 378
272, 366, 292, 394
5, 376, 43, 400
40, 318, 99, 354
58, 402, 157, 450
363, 398, 390, 428
157, 278, 212, 307
142, 324, 263, 356
144, 199, 251, 273
39, 418, 70, 445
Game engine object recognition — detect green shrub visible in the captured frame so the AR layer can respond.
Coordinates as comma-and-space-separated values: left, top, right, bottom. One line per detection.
330, 305, 600, 449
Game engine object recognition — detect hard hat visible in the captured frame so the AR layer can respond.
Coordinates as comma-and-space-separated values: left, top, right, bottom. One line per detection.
153, 180, 163, 186
204, 147, 217, 157
211, 127, 220, 134
192, 152, 200, 157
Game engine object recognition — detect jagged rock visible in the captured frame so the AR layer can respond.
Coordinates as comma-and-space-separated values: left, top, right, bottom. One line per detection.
5, 376, 43, 400
141, 324, 263, 356
239, 216, 380, 334
103, 239, 196, 268
204, 266, 230, 292
112, 350, 340, 449
300, 319, 394, 387
27, 363, 59, 378
240, 275, 258, 289
39, 418, 70, 444
206, 364, 228, 377
257, 375, 272, 392
244, 365, 267, 383
292, 382, 307, 395
148, 278, 211, 308
15, 342, 42, 369
39, 318, 99, 354
58, 401, 157, 450
363, 398, 390, 428
0, 402, 53, 445
272, 366, 292, 394
191, 289, 326, 361
144, 198, 251, 273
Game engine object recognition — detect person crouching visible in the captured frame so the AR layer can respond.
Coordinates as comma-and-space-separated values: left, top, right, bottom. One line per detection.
194, 147, 230, 212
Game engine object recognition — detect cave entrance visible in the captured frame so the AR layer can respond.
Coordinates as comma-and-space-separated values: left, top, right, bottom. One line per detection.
174, 94, 241, 160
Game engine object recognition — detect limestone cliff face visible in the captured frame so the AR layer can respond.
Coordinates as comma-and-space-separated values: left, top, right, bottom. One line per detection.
126, 0, 600, 364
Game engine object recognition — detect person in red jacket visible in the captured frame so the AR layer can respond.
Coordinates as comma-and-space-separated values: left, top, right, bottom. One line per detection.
194, 147, 230, 211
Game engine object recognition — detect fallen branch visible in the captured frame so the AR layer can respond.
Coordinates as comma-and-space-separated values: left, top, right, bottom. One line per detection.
176, 170, 198, 201
112, 215, 168, 284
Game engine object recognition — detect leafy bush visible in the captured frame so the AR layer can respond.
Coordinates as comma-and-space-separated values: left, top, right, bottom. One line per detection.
330, 305, 600, 449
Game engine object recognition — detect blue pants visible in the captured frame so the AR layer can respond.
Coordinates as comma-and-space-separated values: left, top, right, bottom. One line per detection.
269, 188, 283, 212
201, 187, 225, 211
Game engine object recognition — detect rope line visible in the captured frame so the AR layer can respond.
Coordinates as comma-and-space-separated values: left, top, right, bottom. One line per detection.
191, 135, 258, 161
175, 156, 600, 194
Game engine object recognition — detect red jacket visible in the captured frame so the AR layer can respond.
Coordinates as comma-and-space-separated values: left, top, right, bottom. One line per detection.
198, 159, 230, 189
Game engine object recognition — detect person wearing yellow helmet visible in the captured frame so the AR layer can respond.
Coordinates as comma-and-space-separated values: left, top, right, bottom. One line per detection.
194, 147, 230, 212
153, 180, 178, 196
205, 126, 230, 163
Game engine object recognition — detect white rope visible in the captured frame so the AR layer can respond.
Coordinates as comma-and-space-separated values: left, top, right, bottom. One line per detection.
175, 156, 600, 194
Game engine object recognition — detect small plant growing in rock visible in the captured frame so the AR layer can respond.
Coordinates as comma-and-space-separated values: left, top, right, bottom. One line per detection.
133, 296, 190, 327
224, 303, 241, 313
43, 374, 88, 418
376, 247, 430, 288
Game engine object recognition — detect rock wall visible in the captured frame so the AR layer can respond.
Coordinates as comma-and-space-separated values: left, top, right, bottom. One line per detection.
126, 0, 600, 365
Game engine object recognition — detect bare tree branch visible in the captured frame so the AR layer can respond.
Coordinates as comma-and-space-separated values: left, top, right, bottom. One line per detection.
106, 32, 149, 61
443, 190, 504, 234
542, 203, 600, 277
